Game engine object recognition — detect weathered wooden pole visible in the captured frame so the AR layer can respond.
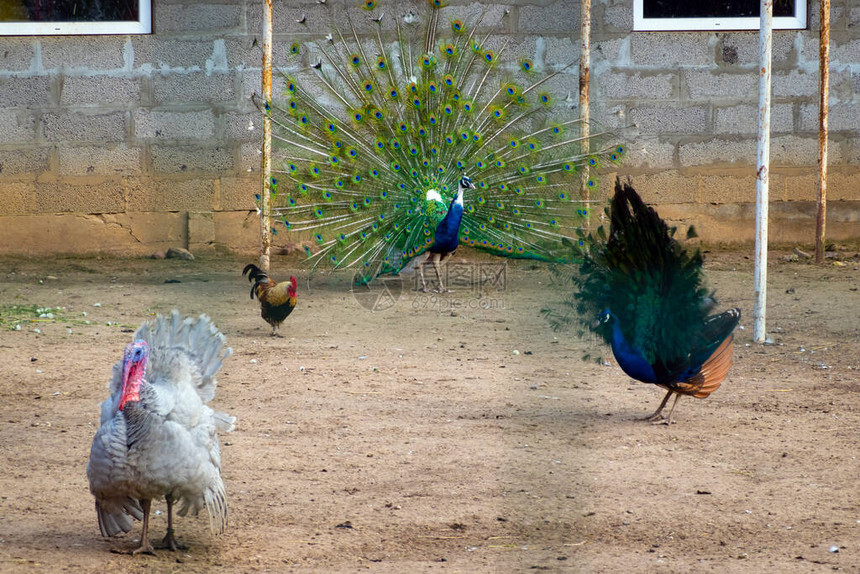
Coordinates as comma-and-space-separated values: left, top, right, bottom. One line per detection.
754, 0, 773, 343
259, 0, 274, 272
579, 0, 591, 211
815, 0, 830, 264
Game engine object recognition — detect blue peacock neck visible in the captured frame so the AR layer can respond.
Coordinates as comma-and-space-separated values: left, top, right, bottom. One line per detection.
606, 311, 658, 384
431, 185, 465, 253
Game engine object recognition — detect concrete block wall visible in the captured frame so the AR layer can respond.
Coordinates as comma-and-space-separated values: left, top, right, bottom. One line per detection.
0, 0, 857, 256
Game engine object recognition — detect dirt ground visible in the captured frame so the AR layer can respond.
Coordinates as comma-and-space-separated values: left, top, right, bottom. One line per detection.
1, 246, 859, 573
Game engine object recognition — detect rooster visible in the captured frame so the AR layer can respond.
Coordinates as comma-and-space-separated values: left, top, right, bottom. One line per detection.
242, 264, 297, 336
87, 312, 235, 554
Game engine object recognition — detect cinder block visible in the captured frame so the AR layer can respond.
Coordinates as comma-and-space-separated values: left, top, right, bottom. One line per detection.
684, 70, 757, 100
599, 71, 675, 100
241, 141, 262, 174
60, 76, 142, 106
519, 1, 579, 35
715, 103, 793, 135
127, 177, 215, 212
717, 33, 796, 67
150, 144, 234, 174
0, 181, 35, 215
772, 69, 818, 98
219, 175, 259, 211
0, 147, 50, 176
225, 37, 263, 72
224, 112, 261, 143
57, 144, 142, 176
0, 38, 35, 72
154, 4, 241, 34
213, 210, 261, 253
771, 135, 831, 165
134, 109, 216, 140
41, 37, 126, 71
632, 171, 699, 204
248, 2, 332, 38
700, 174, 759, 204
0, 76, 51, 106
629, 105, 710, 135
678, 138, 756, 166
241, 69, 263, 109
622, 140, 675, 170
630, 34, 712, 67
152, 39, 217, 70
0, 111, 38, 144
188, 211, 216, 253
43, 111, 128, 143
152, 71, 236, 105
604, 3, 634, 32
32, 177, 125, 214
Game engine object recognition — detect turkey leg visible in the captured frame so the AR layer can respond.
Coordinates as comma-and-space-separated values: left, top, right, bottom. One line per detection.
159, 496, 187, 551
132, 499, 155, 555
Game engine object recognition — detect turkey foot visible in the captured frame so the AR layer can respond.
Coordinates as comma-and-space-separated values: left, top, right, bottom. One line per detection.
131, 539, 156, 556
131, 499, 156, 555
158, 528, 187, 551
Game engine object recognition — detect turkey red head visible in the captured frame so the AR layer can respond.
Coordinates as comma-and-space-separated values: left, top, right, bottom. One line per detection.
119, 339, 149, 411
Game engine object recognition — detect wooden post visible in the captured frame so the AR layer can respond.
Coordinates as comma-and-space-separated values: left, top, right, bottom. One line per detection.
754, 0, 773, 343
579, 0, 591, 214
815, 0, 830, 264
259, 0, 274, 272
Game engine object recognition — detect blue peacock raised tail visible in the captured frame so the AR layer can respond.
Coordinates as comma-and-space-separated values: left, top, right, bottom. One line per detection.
260, 0, 625, 285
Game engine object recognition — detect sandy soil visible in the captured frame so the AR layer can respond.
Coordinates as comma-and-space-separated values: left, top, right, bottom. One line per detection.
1, 247, 859, 573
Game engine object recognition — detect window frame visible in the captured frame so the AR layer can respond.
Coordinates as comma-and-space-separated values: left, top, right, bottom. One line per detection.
0, 0, 151, 36
633, 0, 807, 32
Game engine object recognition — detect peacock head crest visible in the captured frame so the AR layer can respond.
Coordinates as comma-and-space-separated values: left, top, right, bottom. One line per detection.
119, 339, 149, 411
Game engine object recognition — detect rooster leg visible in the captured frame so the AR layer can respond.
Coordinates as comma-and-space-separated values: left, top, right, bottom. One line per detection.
271, 323, 279, 337
159, 496, 187, 551
131, 499, 155, 555
643, 389, 673, 423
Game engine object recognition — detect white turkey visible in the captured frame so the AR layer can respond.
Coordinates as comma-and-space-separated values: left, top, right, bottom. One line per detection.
86, 311, 235, 554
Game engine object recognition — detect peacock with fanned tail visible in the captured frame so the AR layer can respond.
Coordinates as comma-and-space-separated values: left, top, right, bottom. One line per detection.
545, 179, 740, 425
260, 0, 625, 286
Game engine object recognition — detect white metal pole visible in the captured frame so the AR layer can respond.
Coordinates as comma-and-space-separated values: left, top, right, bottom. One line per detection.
579, 0, 591, 210
259, 0, 274, 272
754, 0, 773, 343
815, 0, 830, 264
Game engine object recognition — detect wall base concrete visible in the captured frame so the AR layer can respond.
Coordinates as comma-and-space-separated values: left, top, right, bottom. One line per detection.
1, 202, 856, 257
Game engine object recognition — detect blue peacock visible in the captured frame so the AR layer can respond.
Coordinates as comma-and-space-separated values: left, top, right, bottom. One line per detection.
546, 179, 741, 424
261, 0, 625, 287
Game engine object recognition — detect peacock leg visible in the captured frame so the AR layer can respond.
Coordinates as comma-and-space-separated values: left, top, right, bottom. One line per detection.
131, 498, 155, 555
159, 496, 187, 551
643, 389, 673, 423
416, 254, 431, 292
661, 393, 683, 426
433, 254, 448, 293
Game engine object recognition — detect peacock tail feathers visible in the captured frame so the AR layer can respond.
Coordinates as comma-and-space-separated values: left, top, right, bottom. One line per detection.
545, 179, 712, 367
260, 0, 625, 284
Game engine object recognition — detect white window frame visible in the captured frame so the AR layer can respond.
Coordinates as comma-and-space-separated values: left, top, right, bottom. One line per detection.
633, 0, 807, 31
0, 0, 151, 36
